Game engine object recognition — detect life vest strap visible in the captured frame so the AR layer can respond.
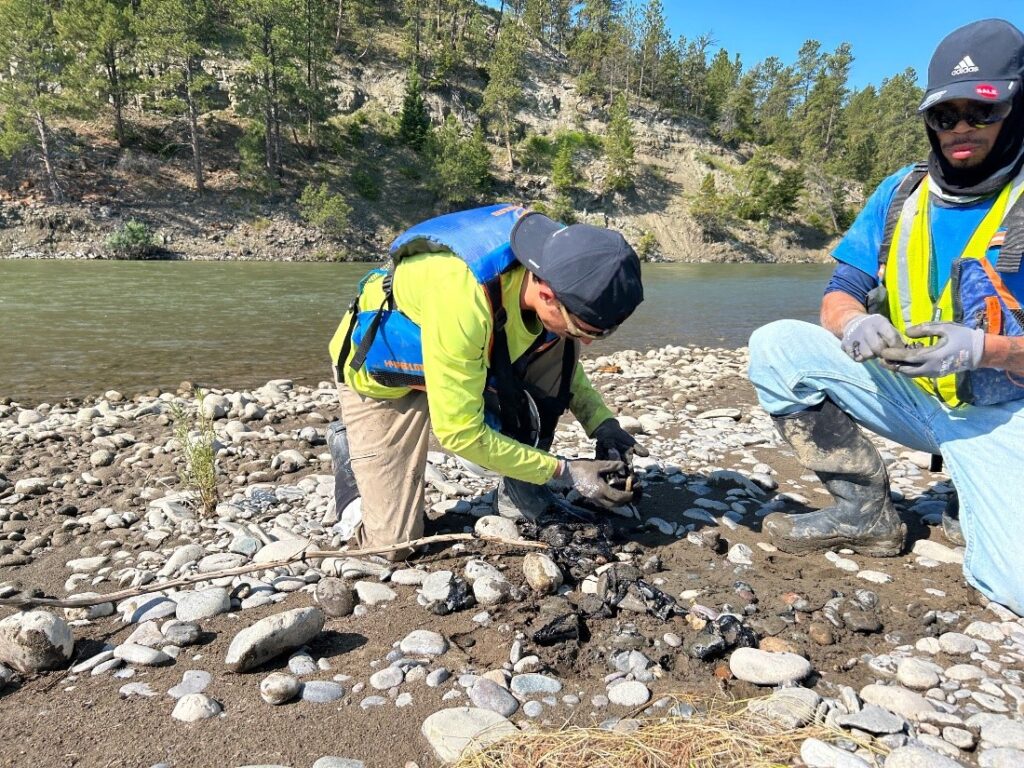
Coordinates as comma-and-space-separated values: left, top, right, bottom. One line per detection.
997, 191, 1024, 273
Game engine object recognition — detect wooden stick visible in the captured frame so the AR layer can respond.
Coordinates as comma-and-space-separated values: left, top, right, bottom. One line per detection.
0, 533, 548, 610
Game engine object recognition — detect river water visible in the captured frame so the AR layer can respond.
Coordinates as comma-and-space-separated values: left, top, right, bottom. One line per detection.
0, 261, 832, 402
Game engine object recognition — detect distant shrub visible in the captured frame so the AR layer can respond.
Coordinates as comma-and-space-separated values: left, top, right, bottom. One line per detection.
351, 169, 380, 201
532, 194, 576, 224
298, 183, 352, 239
635, 230, 659, 260
105, 219, 156, 259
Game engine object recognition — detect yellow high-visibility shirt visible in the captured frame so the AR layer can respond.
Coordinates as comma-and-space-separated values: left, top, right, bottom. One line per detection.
329, 251, 614, 484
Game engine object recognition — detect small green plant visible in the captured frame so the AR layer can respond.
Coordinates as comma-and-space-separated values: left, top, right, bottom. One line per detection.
635, 230, 659, 260
170, 391, 218, 517
351, 169, 381, 201
298, 183, 352, 238
105, 219, 156, 259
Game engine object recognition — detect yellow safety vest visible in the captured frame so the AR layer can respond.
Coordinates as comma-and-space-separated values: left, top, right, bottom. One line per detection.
883, 174, 1024, 406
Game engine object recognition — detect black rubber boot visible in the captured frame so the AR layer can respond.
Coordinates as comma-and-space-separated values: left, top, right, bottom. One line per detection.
942, 489, 965, 546
764, 399, 906, 557
326, 421, 359, 514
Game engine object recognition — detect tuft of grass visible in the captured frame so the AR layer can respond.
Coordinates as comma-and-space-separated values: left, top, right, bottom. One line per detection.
170, 391, 218, 517
455, 695, 859, 768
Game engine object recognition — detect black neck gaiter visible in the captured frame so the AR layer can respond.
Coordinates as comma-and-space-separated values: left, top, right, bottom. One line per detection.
927, 90, 1024, 198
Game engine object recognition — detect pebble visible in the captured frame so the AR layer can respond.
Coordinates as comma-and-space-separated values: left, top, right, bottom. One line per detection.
260, 672, 301, 705
369, 665, 405, 690
174, 588, 230, 622
469, 678, 519, 717
979, 748, 1024, 768
510, 674, 562, 696
426, 668, 451, 687
726, 543, 753, 566
523, 701, 544, 717
167, 670, 212, 698
860, 684, 935, 719
884, 746, 967, 768
399, 630, 448, 657
119, 682, 157, 698
114, 643, 172, 667
311, 759, 366, 768
799, 738, 871, 768
835, 704, 905, 734
728, 648, 811, 685
301, 681, 346, 703
315, 578, 356, 617
353, 581, 396, 605
981, 718, 1024, 749
171, 693, 222, 722
897, 658, 941, 690
522, 553, 563, 594
938, 633, 977, 655
748, 688, 820, 728
607, 681, 650, 707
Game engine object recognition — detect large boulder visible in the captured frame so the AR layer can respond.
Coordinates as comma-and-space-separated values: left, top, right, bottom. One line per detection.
0, 610, 75, 673
224, 607, 324, 672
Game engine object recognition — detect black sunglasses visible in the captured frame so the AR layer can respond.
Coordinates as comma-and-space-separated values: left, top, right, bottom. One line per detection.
923, 100, 1013, 132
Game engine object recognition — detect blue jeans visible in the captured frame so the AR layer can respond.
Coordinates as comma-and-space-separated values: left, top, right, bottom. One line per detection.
748, 319, 1024, 616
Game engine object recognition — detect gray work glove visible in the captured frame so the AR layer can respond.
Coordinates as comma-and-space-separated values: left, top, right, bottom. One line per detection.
557, 459, 634, 509
841, 314, 905, 362
593, 418, 649, 463
880, 322, 985, 378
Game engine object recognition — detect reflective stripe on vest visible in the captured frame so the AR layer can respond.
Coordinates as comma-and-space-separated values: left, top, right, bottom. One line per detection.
884, 173, 1024, 406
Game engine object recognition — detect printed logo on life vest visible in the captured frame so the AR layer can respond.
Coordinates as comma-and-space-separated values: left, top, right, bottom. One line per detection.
951, 55, 979, 76
491, 204, 525, 218
383, 360, 424, 371
975, 84, 999, 100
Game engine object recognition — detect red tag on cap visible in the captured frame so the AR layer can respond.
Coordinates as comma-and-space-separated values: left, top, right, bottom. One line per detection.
976, 84, 999, 100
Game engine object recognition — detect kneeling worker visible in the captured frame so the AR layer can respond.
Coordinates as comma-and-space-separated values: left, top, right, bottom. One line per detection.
327, 205, 647, 560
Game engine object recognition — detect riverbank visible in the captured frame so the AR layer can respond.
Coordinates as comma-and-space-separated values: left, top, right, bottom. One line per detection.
1, 346, 1021, 768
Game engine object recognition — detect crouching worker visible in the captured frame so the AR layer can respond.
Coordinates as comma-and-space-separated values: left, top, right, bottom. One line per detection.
748, 19, 1024, 615
327, 205, 647, 560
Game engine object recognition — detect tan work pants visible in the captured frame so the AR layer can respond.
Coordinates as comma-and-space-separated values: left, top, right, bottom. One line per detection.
337, 337, 577, 561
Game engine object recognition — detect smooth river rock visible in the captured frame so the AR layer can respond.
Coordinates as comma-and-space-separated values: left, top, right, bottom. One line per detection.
421, 707, 518, 763
224, 607, 325, 672
728, 647, 812, 685
171, 693, 222, 722
0, 610, 75, 674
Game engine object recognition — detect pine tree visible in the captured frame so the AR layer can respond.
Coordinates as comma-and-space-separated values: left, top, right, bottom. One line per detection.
482, 16, 527, 170
56, 0, 138, 147
398, 69, 431, 150
136, 0, 218, 195
799, 43, 853, 164
0, 0, 72, 201
636, 0, 669, 100
229, 0, 305, 185
604, 91, 635, 193
426, 117, 491, 204
704, 49, 741, 123
717, 70, 757, 145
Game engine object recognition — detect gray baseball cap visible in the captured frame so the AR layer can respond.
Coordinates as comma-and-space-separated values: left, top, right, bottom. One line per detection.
510, 212, 643, 329
919, 19, 1024, 111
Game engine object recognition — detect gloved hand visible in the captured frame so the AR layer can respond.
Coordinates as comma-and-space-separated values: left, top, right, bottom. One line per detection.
593, 418, 649, 462
557, 459, 634, 509
841, 314, 904, 362
880, 322, 985, 378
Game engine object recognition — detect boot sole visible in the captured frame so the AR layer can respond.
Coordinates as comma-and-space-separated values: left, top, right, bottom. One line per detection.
770, 523, 907, 558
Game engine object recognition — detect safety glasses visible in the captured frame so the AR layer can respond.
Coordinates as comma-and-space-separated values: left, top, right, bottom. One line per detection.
923, 100, 1012, 132
557, 302, 616, 340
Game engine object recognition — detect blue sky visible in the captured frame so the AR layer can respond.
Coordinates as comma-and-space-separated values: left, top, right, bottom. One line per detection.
659, 3, 1018, 90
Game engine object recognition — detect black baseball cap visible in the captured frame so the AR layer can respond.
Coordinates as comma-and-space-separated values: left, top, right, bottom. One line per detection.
510, 212, 643, 329
918, 19, 1024, 111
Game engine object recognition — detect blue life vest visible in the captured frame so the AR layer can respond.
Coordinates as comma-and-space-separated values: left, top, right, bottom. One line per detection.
346, 204, 527, 389
336, 204, 574, 445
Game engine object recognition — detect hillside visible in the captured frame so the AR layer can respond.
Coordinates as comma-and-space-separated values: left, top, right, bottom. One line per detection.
0, 4, 867, 264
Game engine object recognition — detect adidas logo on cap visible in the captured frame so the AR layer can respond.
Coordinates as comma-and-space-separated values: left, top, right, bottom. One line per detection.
951, 55, 980, 76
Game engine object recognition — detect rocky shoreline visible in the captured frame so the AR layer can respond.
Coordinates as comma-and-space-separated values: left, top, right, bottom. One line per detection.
1, 345, 1022, 768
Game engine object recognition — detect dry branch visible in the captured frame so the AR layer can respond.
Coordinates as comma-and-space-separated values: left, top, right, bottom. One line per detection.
0, 533, 547, 610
